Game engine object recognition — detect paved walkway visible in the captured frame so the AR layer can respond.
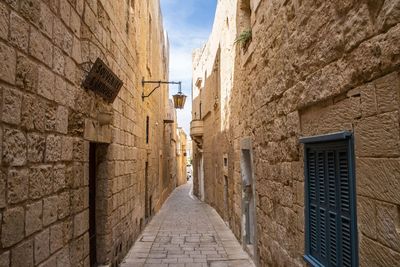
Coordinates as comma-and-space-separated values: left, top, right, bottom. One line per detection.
121, 182, 255, 267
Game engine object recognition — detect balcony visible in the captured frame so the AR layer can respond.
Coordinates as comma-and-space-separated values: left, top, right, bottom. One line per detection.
190, 120, 204, 138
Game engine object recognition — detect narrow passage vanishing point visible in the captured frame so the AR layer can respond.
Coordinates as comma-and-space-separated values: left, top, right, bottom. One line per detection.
121, 182, 255, 267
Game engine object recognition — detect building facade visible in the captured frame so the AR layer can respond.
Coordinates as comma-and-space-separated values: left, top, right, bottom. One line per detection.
176, 128, 187, 187
0, 0, 178, 266
191, 0, 400, 267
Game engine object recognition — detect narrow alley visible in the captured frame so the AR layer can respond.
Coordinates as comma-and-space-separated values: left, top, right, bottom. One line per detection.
0, 0, 400, 266
121, 182, 254, 267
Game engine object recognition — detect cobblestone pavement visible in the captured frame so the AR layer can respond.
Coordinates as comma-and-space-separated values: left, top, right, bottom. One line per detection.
121, 182, 255, 267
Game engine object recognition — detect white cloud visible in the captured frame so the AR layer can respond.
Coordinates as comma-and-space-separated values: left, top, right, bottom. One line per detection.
161, 0, 215, 135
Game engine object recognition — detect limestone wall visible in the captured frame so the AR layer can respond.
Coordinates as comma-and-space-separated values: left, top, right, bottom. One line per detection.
192, 0, 400, 266
176, 128, 187, 187
0, 0, 175, 266
191, 0, 239, 227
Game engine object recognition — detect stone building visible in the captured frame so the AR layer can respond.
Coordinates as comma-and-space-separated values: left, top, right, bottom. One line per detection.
0, 0, 178, 266
176, 127, 187, 186
191, 0, 400, 267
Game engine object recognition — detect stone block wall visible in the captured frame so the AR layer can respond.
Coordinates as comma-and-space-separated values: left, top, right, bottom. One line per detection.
176, 128, 187, 187
232, 0, 400, 266
192, 0, 400, 266
0, 0, 175, 266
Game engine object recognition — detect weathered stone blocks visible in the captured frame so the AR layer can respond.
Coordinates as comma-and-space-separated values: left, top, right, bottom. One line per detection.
56, 247, 70, 266
71, 188, 86, 214
0, 251, 9, 267
37, 66, 55, 101
7, 168, 29, 204
43, 195, 58, 226
57, 191, 70, 219
26, 200, 43, 236
44, 101, 56, 132
0, 41, 16, 84
50, 223, 63, 254
34, 229, 50, 264
53, 47, 65, 75
56, 105, 68, 134
360, 82, 377, 117
70, 234, 85, 264
11, 239, 34, 267
21, 95, 45, 131
37, 255, 56, 267
27, 133, 45, 163
360, 235, 400, 267
64, 57, 76, 83
54, 76, 68, 107
358, 196, 377, 239
0, 2, 8, 40
374, 72, 400, 113
356, 111, 400, 157
0, 0, 173, 266
300, 96, 360, 136
357, 158, 400, 204
20, 0, 40, 24
16, 54, 39, 92
0, 171, 6, 208
53, 18, 72, 55
29, 28, 52, 67
10, 12, 29, 52
72, 138, 89, 161
39, 2, 53, 38
46, 0, 58, 14
377, 0, 400, 31
1, 86, 22, 125
2, 207, 24, 247
60, 0, 71, 26
73, 209, 89, 237
71, 36, 82, 64
45, 135, 62, 162
70, 8, 81, 38
2, 127, 26, 166
61, 136, 73, 161
376, 202, 400, 251
53, 165, 66, 192
29, 166, 52, 199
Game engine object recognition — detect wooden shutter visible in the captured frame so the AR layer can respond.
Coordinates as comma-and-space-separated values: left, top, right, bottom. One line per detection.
303, 137, 357, 267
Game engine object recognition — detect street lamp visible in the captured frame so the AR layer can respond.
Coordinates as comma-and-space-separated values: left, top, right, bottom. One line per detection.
142, 78, 187, 109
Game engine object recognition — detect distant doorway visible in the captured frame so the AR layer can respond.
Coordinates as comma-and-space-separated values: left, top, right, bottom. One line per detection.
223, 175, 229, 222
241, 149, 255, 245
89, 144, 97, 267
199, 153, 205, 201
240, 137, 258, 263
145, 161, 150, 220
89, 143, 109, 266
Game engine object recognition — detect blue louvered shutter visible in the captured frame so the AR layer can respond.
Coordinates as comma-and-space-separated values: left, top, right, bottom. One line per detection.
303, 137, 358, 267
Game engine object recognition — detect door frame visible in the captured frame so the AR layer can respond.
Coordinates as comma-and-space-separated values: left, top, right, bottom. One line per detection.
240, 137, 259, 266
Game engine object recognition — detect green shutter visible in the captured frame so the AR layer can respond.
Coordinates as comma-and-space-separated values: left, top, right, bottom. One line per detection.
302, 135, 358, 267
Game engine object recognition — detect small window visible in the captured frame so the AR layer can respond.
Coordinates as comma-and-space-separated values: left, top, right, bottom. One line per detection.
300, 132, 358, 267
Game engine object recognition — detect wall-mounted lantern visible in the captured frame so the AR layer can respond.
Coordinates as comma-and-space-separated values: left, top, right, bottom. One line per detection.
142, 78, 187, 109
172, 91, 187, 109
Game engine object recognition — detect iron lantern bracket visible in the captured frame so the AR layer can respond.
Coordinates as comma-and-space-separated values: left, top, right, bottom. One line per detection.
141, 77, 182, 101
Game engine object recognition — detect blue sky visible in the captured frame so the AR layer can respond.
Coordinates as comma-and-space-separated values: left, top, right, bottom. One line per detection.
161, 0, 217, 135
